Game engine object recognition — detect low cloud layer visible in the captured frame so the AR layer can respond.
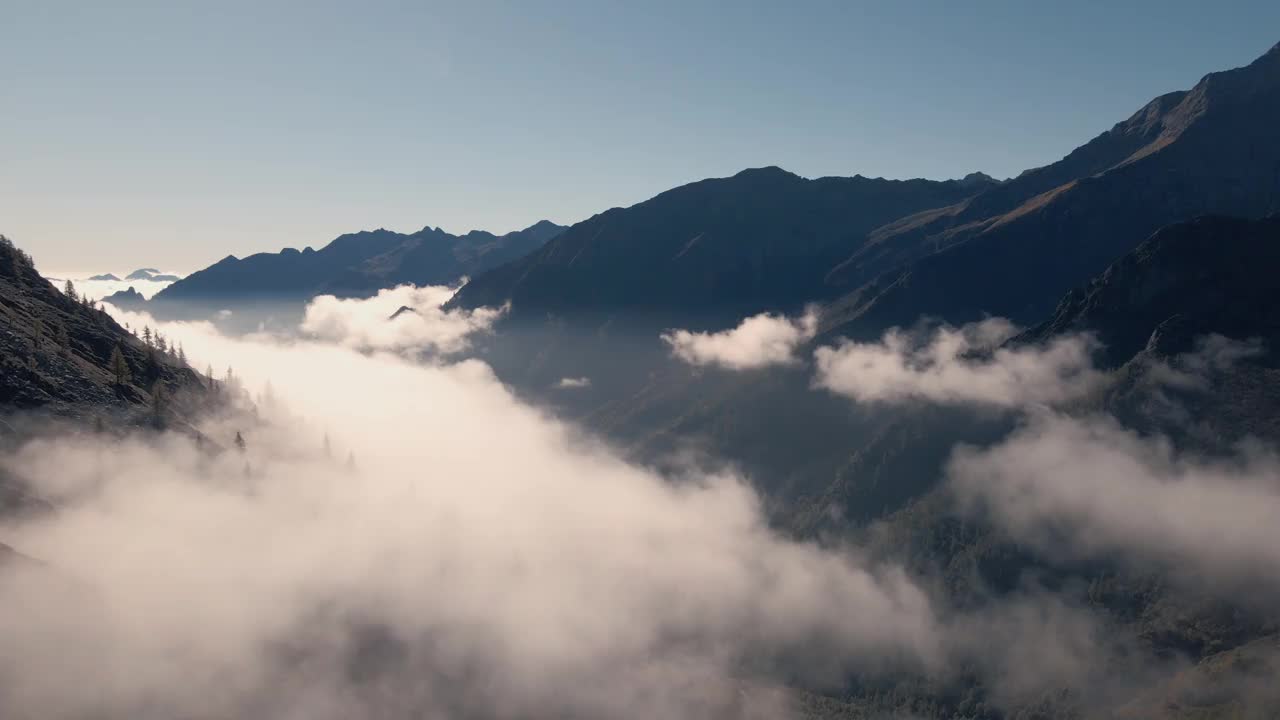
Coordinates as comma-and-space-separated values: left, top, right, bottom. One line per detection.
555, 376, 592, 389
662, 311, 818, 370
814, 319, 1103, 408
4, 298, 1256, 717
300, 284, 506, 354
1, 300, 947, 719
950, 412, 1280, 595
46, 272, 178, 301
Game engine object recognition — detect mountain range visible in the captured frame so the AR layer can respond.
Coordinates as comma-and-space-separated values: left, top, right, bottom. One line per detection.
5, 40, 1280, 720
448, 168, 996, 317
452, 42, 1280, 340
152, 220, 565, 305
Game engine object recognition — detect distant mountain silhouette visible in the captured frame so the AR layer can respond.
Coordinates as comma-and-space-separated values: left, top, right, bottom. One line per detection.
103, 286, 148, 310
87, 273, 121, 281
124, 268, 181, 282
154, 220, 564, 304
449, 167, 996, 317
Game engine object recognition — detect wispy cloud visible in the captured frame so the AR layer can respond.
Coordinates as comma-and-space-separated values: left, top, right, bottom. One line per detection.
814, 319, 1103, 408
950, 412, 1280, 596
300, 283, 506, 354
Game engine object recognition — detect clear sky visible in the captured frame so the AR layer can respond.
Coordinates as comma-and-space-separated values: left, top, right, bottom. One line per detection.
3, 1, 1278, 273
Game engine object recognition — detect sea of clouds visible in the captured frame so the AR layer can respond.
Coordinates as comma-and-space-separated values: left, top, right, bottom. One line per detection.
0, 297, 1276, 718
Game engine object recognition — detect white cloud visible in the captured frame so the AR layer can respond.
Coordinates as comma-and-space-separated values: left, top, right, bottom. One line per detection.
0, 304, 945, 719
813, 318, 1104, 408
949, 412, 1280, 595
300, 283, 506, 354
662, 311, 818, 370
555, 376, 591, 389
46, 272, 178, 301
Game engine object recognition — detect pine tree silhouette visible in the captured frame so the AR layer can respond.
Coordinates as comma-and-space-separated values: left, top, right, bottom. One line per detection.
109, 345, 131, 385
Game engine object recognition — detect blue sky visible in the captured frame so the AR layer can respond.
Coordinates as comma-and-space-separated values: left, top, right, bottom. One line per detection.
3, 0, 1278, 272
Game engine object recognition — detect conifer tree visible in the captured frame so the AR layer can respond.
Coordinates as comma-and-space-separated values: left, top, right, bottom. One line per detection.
142, 326, 152, 347
150, 381, 168, 426
32, 317, 44, 348
63, 279, 78, 303
109, 344, 131, 385
234, 431, 246, 453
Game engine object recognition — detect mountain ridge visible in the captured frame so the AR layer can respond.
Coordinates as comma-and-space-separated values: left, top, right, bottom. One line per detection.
153, 220, 565, 305
822, 42, 1280, 338
448, 166, 997, 317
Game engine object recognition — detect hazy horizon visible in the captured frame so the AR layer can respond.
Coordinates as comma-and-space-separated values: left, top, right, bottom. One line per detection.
4, 1, 1280, 272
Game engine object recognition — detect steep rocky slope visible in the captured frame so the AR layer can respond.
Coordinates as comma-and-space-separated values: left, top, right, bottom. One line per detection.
0, 235, 208, 421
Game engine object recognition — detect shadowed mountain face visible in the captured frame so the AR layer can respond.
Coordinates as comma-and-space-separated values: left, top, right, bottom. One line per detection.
433, 43, 1280, 528
1021, 214, 1280, 367
825, 42, 1280, 337
450, 43, 1280, 348
449, 167, 996, 318
153, 220, 565, 304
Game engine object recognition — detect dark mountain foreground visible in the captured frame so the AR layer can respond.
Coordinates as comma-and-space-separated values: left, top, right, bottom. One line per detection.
0, 235, 242, 522
0, 236, 208, 421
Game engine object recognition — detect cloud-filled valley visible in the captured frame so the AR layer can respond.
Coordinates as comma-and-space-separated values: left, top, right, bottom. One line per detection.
2, 293, 949, 719
6, 23, 1280, 720
2, 280, 1277, 718
8, 287, 1242, 719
